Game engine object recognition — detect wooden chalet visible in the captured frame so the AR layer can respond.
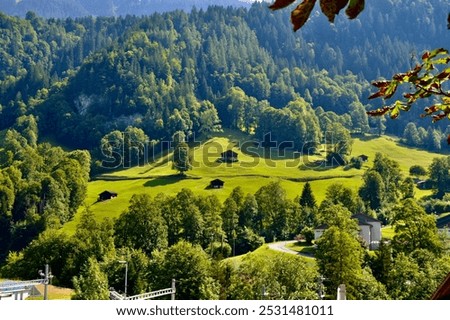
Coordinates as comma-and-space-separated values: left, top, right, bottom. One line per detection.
209, 179, 225, 189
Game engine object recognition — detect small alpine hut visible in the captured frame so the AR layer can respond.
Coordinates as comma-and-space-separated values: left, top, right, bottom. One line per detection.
220, 150, 238, 163
358, 154, 369, 162
209, 179, 225, 189
98, 190, 118, 201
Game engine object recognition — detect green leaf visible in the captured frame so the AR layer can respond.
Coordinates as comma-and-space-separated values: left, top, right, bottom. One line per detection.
384, 81, 398, 99
427, 48, 449, 60
432, 57, 450, 65
390, 105, 400, 119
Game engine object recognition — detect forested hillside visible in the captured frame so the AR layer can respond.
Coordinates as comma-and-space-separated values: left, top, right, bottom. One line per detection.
0, 0, 256, 18
0, 1, 448, 160
1, 2, 450, 300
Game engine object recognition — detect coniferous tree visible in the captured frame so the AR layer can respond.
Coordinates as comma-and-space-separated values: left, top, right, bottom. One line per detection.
299, 181, 316, 208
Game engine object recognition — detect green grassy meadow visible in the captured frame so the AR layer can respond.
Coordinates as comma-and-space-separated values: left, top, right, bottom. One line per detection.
224, 244, 284, 264
27, 284, 74, 300
62, 133, 443, 234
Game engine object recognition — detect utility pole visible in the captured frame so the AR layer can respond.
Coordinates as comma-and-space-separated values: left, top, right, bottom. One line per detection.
118, 260, 128, 297
337, 284, 346, 300
261, 286, 267, 300
317, 275, 325, 300
39, 264, 52, 300
171, 279, 176, 300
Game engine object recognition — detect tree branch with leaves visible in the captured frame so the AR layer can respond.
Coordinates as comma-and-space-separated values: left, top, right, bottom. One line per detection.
269, 0, 450, 144
269, 0, 365, 31
367, 48, 450, 123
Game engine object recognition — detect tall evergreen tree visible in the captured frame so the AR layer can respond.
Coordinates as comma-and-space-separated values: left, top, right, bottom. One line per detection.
299, 181, 316, 208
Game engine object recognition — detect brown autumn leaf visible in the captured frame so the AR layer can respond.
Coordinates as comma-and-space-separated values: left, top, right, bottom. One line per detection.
432, 114, 447, 122
320, 0, 338, 23
346, 0, 365, 19
366, 106, 391, 117
371, 80, 390, 88
269, 0, 296, 10
422, 51, 430, 60
424, 105, 440, 115
291, 0, 317, 31
368, 91, 385, 100
320, 0, 349, 22
437, 68, 450, 80
336, 0, 350, 13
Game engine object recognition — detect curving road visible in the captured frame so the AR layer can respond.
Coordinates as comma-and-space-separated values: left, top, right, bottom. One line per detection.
267, 240, 314, 258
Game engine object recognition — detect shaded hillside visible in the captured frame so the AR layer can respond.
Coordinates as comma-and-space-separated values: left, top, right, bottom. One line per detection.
0, 0, 254, 18
0, 2, 448, 154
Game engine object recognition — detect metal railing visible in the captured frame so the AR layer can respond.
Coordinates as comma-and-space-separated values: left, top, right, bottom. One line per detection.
127, 287, 175, 300
0, 279, 45, 292
110, 279, 176, 300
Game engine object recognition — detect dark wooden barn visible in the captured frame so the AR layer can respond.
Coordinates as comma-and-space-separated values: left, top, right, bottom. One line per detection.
98, 190, 118, 201
358, 154, 369, 162
209, 179, 225, 189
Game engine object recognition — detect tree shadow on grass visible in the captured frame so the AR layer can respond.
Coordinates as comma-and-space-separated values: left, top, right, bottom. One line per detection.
354, 134, 380, 142
298, 160, 341, 172
143, 174, 201, 187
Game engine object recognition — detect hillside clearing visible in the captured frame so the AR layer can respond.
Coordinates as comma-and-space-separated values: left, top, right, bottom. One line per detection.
62, 134, 443, 234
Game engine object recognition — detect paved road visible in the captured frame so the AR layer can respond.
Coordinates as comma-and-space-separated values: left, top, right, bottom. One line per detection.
267, 240, 314, 258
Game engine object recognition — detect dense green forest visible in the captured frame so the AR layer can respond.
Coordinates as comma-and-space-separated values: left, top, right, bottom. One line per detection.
2, 153, 450, 299
0, 1, 450, 300
0, 1, 448, 157
0, 0, 257, 18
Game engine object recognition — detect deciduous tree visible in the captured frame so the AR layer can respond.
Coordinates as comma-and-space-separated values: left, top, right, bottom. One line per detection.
172, 142, 192, 175
391, 199, 443, 255
428, 156, 450, 197
359, 170, 384, 210
315, 226, 364, 299
114, 194, 168, 255
149, 241, 220, 300
72, 257, 109, 300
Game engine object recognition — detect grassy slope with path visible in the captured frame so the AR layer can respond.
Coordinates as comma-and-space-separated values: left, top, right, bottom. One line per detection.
224, 243, 316, 267
285, 241, 316, 256
62, 132, 444, 234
